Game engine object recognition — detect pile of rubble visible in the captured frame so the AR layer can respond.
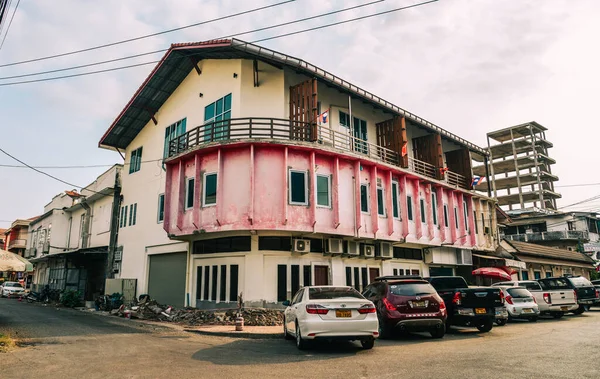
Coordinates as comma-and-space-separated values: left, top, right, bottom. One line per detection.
112, 297, 283, 326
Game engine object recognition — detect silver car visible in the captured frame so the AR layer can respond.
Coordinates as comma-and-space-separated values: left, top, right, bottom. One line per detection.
1, 281, 26, 298
497, 286, 540, 322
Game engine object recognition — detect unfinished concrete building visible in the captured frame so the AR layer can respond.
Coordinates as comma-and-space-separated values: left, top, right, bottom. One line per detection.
473, 121, 560, 211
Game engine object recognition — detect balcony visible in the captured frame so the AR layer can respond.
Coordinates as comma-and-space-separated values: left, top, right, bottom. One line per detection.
167, 118, 471, 190
504, 230, 589, 243
8, 239, 27, 250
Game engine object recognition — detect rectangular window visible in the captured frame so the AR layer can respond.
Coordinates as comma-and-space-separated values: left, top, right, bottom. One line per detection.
567, 221, 574, 231
339, 111, 351, 127
316, 174, 331, 207
132, 203, 137, 226
119, 206, 124, 228
185, 177, 195, 209
204, 93, 232, 141
444, 205, 449, 227
361, 267, 368, 291
481, 212, 485, 229
203, 266, 210, 300
193, 236, 252, 254
289, 170, 308, 205
129, 147, 143, 174
277, 265, 287, 302
534, 271, 541, 280
203, 173, 217, 206
391, 181, 399, 219
420, 198, 426, 223
196, 266, 203, 300
474, 212, 478, 234
128, 204, 133, 226
411, 269, 420, 276
220, 265, 227, 302
211, 265, 218, 301
454, 207, 459, 229
432, 193, 438, 225
157, 194, 165, 223
360, 184, 369, 213
521, 271, 529, 281
164, 118, 187, 158
229, 265, 239, 302
463, 201, 469, 230
304, 265, 312, 286
407, 195, 413, 221
291, 265, 300, 297
258, 237, 292, 251
353, 267, 360, 291
122, 206, 128, 228
345, 267, 352, 286
377, 187, 385, 216
545, 272, 552, 278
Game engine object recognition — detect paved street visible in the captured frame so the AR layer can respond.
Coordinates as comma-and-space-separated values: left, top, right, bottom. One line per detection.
1, 297, 600, 379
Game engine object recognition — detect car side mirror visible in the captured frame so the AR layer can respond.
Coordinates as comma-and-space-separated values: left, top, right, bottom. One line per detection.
282, 300, 291, 306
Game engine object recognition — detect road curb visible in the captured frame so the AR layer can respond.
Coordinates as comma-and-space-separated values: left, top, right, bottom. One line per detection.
184, 328, 282, 339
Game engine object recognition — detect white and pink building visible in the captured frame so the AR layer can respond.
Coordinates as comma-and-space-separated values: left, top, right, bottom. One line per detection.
100, 39, 497, 308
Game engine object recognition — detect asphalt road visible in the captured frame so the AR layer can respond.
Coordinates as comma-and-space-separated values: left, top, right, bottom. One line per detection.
1, 297, 600, 379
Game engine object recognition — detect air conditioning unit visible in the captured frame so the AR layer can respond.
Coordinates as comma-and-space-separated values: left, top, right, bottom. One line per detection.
114, 247, 123, 261
423, 249, 434, 264
293, 239, 311, 254
326, 239, 343, 255
346, 241, 360, 257
362, 244, 375, 258
377, 242, 393, 259
456, 249, 473, 265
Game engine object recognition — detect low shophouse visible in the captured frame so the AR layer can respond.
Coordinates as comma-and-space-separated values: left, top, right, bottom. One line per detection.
99, 39, 497, 309
28, 165, 122, 301
2, 217, 36, 285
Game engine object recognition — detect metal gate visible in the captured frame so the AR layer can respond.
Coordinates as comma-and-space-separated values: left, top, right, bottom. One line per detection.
148, 252, 187, 308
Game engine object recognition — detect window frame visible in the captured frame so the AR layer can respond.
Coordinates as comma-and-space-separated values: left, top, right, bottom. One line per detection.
163, 118, 187, 159
432, 192, 438, 225
339, 111, 351, 128
419, 198, 426, 223
316, 174, 331, 208
407, 195, 414, 221
202, 172, 218, 207
360, 184, 370, 214
463, 200, 469, 231
443, 204, 449, 227
377, 186, 386, 217
204, 93, 232, 141
157, 194, 165, 223
129, 146, 143, 174
289, 170, 309, 206
185, 177, 195, 210
391, 181, 400, 219
454, 207, 459, 230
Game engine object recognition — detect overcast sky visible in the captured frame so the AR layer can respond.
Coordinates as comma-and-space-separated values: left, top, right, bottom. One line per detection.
1, 0, 599, 226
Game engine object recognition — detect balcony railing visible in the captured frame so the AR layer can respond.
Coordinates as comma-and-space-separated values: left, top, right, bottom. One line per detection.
8, 239, 27, 249
505, 230, 590, 243
168, 118, 471, 189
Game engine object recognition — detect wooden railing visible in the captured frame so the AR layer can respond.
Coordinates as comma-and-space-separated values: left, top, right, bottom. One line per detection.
168, 118, 471, 190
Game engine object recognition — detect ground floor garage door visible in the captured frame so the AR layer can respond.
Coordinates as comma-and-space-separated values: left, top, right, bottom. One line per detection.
148, 252, 187, 308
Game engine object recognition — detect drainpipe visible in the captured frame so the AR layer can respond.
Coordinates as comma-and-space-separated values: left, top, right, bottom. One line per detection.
106, 170, 122, 282
352, 176, 357, 237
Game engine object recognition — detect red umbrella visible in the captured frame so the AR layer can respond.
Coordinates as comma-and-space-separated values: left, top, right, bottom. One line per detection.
472, 267, 512, 281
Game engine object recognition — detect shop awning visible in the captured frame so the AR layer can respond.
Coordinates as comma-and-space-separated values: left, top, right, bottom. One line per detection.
472, 253, 504, 261
516, 256, 595, 270
472, 267, 512, 281
0, 249, 33, 272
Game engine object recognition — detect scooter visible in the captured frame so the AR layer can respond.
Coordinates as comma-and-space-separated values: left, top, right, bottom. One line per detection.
26, 286, 50, 303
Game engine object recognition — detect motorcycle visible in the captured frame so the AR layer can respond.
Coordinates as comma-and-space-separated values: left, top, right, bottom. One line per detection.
26, 286, 50, 303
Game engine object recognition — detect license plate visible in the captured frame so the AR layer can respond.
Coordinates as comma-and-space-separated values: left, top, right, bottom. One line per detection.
523, 308, 533, 313
475, 308, 486, 314
561, 306, 569, 311
336, 309, 351, 318
412, 301, 426, 308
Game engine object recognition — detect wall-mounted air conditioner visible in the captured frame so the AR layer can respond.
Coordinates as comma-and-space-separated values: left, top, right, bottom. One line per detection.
293, 239, 311, 254
362, 244, 375, 258
423, 249, 433, 264
346, 241, 360, 257
326, 239, 343, 255
377, 242, 393, 259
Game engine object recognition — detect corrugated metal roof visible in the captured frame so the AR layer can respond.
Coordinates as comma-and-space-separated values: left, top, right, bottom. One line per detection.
504, 239, 595, 265
99, 39, 488, 154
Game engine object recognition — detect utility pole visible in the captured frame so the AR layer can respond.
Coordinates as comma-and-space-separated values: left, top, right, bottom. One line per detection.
106, 169, 122, 283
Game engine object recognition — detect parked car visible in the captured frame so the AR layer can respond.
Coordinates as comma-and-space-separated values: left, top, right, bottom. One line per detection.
492, 280, 577, 319
0, 281, 26, 298
282, 286, 378, 350
539, 276, 599, 315
591, 279, 600, 285
495, 305, 509, 326
592, 284, 600, 308
362, 276, 447, 339
494, 286, 540, 322
425, 276, 502, 332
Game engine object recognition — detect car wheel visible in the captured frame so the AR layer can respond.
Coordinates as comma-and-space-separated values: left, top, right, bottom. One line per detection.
295, 323, 308, 350
495, 319, 507, 326
361, 337, 375, 350
552, 312, 564, 319
572, 306, 585, 315
430, 324, 446, 339
528, 316, 538, 323
476, 319, 493, 333
283, 318, 293, 340
584, 305, 591, 312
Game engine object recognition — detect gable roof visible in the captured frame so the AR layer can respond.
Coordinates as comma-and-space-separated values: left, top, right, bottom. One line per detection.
99, 38, 487, 155
503, 239, 595, 265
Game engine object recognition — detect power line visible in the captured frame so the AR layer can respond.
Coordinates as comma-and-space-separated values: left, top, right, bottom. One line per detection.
558, 194, 600, 210
0, 0, 19, 50
0, 0, 438, 87
0, 0, 296, 68
555, 182, 600, 188
0, 158, 163, 169
0, 0, 385, 81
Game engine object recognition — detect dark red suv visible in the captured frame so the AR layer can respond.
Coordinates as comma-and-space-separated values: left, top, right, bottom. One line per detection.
362, 276, 447, 339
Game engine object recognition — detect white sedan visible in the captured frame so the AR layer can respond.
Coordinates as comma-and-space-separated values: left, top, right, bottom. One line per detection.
1, 281, 26, 298
283, 286, 379, 350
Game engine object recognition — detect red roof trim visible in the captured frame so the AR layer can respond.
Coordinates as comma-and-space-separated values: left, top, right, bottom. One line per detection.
98, 39, 233, 148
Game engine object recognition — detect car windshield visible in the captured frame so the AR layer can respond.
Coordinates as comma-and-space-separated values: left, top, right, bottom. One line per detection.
389, 282, 437, 296
519, 282, 541, 291
570, 277, 592, 287
429, 278, 466, 291
308, 287, 364, 300
7, 283, 22, 288
507, 288, 532, 298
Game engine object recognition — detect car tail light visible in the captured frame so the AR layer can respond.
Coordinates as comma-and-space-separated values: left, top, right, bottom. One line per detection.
358, 304, 376, 314
595, 289, 599, 299
452, 291, 461, 306
306, 304, 329, 315
439, 300, 446, 310
543, 293, 551, 304
505, 295, 514, 305
499, 290, 505, 304
382, 298, 397, 311
573, 290, 578, 302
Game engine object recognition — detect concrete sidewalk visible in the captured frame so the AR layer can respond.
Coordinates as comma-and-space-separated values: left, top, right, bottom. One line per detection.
184, 325, 283, 339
